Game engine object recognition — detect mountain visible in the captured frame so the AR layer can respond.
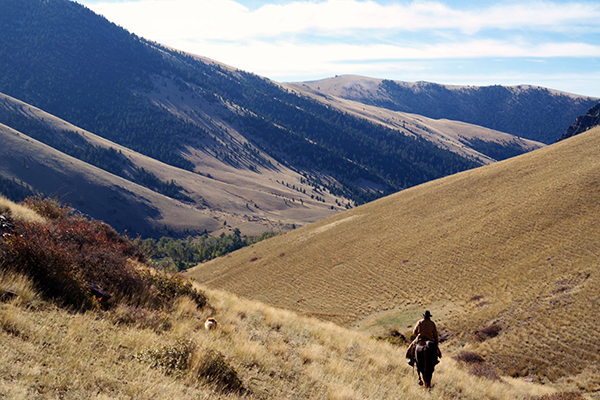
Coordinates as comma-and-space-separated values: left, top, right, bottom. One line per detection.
187, 127, 600, 388
0, 109, 219, 237
557, 101, 600, 141
0, 0, 588, 239
0, 0, 479, 206
0, 92, 351, 237
294, 75, 598, 144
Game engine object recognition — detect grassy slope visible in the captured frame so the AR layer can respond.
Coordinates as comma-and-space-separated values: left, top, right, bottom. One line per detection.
0, 92, 340, 236
187, 127, 600, 391
0, 196, 575, 398
0, 272, 557, 400
0, 121, 220, 236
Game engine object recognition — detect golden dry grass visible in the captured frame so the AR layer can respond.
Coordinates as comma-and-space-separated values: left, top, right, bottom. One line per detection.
0, 195, 46, 224
187, 127, 600, 394
0, 266, 560, 399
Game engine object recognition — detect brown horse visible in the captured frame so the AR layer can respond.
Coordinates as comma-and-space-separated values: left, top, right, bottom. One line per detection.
415, 340, 438, 388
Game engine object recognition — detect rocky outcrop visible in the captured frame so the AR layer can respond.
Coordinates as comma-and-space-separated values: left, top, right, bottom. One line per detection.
557, 102, 600, 141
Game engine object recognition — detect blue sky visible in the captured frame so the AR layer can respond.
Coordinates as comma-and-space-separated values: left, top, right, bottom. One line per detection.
78, 0, 600, 97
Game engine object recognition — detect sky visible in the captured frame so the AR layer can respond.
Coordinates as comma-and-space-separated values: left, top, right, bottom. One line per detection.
77, 0, 600, 97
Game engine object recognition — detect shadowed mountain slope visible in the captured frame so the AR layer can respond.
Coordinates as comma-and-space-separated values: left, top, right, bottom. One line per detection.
187, 127, 600, 388
296, 75, 598, 144
0, 121, 221, 237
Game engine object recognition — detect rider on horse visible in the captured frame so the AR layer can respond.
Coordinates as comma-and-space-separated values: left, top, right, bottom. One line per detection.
406, 310, 442, 366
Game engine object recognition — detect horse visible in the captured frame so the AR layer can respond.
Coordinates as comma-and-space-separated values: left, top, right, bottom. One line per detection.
414, 340, 438, 388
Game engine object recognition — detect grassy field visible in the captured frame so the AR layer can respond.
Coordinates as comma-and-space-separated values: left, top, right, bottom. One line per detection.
187, 127, 600, 395
0, 194, 575, 399
0, 272, 560, 399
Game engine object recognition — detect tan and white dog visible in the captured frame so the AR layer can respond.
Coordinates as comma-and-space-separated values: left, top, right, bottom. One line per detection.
204, 317, 218, 330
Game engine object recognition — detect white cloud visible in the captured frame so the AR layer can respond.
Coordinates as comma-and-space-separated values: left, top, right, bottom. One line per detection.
81, 0, 600, 95
88, 0, 600, 41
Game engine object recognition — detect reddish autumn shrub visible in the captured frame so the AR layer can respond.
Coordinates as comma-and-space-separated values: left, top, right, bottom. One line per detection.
468, 362, 501, 381
1, 197, 207, 311
454, 351, 485, 364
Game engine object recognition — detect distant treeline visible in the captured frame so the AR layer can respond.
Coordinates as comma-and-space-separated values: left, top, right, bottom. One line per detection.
135, 229, 279, 271
0, 177, 39, 202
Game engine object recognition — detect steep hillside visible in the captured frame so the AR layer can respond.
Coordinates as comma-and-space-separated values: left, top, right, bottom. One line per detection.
0, 93, 340, 236
0, 0, 481, 213
296, 75, 598, 144
0, 122, 220, 236
188, 127, 600, 391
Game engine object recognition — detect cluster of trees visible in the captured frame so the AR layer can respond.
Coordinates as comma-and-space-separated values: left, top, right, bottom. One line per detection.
0, 176, 38, 202
135, 229, 278, 271
131, 168, 193, 202
378, 80, 597, 144
465, 138, 531, 162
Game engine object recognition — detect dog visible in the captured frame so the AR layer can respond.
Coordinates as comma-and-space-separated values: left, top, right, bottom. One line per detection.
204, 317, 218, 330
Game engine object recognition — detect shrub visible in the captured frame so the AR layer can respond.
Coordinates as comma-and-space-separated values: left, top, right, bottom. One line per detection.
192, 347, 244, 393
532, 392, 584, 400
136, 339, 195, 377
454, 351, 485, 364
1, 196, 208, 312
454, 351, 501, 381
136, 342, 245, 393
139, 269, 208, 310
474, 323, 502, 342
2, 219, 98, 309
372, 327, 407, 346
21, 196, 69, 221
468, 362, 502, 381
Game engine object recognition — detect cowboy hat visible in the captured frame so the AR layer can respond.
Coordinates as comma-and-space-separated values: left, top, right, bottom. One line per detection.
422, 310, 432, 318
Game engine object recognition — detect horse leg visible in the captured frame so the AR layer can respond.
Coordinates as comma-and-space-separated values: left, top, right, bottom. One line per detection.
417, 370, 423, 386
424, 370, 433, 389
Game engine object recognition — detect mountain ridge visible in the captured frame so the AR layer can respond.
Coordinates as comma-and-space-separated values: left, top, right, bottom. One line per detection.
558, 101, 600, 141
283, 80, 545, 165
295, 75, 598, 144
0, 92, 343, 237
